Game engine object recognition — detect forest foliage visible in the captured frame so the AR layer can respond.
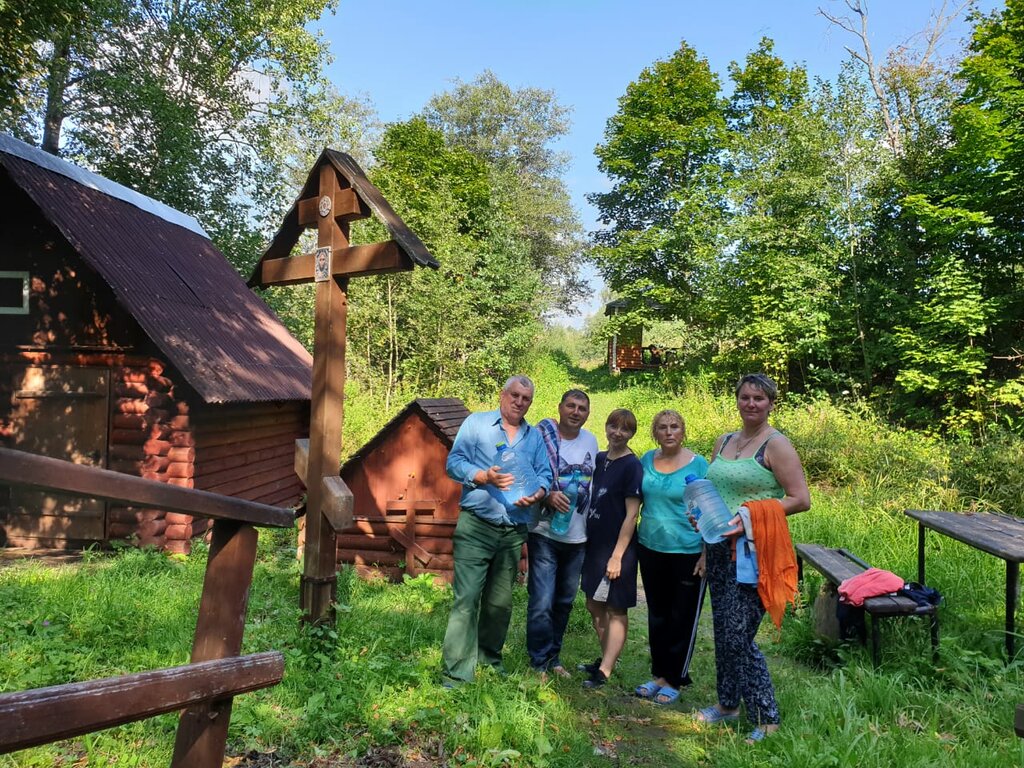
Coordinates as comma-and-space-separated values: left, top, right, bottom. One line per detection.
3, 1, 1023, 436
592, 1, 1024, 437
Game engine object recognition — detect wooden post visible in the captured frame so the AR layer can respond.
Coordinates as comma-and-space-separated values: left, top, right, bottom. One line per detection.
171, 519, 259, 767
251, 150, 437, 624
300, 164, 351, 624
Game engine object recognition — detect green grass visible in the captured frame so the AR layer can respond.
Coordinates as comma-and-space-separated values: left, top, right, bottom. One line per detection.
2, 356, 1024, 766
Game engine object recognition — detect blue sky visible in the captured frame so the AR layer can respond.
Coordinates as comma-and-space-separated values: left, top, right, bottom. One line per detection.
318, 1, 997, 323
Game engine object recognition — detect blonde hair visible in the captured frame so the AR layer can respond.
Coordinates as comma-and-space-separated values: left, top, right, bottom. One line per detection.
650, 409, 686, 443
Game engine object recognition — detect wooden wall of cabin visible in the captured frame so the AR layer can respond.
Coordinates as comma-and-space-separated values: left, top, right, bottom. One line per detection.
192, 399, 309, 510
106, 359, 195, 553
337, 411, 464, 583
341, 411, 461, 520
0, 184, 147, 548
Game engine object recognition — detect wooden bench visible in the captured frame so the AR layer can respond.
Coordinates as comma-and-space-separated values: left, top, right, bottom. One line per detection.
795, 543, 939, 666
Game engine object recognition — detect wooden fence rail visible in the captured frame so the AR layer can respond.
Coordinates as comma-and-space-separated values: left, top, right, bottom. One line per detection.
0, 447, 296, 766
0, 652, 284, 753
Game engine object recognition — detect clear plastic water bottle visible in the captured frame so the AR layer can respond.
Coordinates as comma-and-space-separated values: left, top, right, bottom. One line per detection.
683, 474, 734, 544
550, 468, 579, 535
494, 443, 540, 512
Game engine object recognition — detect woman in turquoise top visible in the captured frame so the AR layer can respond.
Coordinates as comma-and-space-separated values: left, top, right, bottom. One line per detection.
694, 374, 810, 743
634, 409, 709, 705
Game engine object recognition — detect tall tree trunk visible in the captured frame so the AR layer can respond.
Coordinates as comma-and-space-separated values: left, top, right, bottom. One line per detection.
41, 35, 72, 154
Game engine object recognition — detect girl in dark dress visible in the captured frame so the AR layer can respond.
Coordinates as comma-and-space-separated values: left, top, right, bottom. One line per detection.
580, 409, 643, 688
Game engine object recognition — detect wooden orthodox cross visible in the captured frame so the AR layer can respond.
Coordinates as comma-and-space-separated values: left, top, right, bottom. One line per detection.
250, 151, 437, 623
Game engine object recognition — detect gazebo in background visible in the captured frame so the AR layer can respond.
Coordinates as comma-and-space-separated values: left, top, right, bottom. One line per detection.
605, 298, 679, 373
605, 299, 645, 372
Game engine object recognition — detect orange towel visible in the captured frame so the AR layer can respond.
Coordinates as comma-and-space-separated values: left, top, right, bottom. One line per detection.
746, 498, 797, 629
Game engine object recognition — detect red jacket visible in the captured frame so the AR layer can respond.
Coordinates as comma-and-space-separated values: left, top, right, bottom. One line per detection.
838, 568, 904, 607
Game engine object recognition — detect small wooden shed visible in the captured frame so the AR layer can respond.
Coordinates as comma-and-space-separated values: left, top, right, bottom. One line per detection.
606, 299, 645, 372
0, 134, 311, 553
337, 398, 469, 583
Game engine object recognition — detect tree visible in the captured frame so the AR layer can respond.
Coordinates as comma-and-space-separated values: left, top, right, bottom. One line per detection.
589, 41, 729, 330
885, 0, 1024, 433
342, 119, 544, 406
705, 40, 842, 387
0, 0, 348, 272
423, 71, 586, 314
818, 0, 972, 156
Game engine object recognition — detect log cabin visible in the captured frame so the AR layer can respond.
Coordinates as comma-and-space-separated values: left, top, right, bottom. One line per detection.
0, 134, 311, 553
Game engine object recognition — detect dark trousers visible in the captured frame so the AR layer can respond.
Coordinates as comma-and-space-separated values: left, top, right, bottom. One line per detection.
706, 541, 780, 725
526, 532, 586, 670
441, 510, 526, 682
637, 543, 705, 689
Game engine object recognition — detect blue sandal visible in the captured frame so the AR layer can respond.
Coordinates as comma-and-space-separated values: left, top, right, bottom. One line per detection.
634, 680, 662, 699
695, 705, 740, 724
746, 727, 769, 743
654, 685, 680, 705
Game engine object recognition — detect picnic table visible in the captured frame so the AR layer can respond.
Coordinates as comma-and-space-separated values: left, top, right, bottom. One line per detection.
905, 509, 1024, 659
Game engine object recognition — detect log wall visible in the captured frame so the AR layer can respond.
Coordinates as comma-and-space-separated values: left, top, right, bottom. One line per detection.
192, 401, 308, 514
106, 358, 194, 553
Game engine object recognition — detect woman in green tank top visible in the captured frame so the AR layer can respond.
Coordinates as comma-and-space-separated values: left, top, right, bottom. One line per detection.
694, 374, 810, 744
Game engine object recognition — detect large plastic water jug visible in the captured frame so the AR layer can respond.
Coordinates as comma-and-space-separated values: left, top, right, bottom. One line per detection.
494, 443, 541, 515
683, 475, 734, 544
550, 468, 579, 535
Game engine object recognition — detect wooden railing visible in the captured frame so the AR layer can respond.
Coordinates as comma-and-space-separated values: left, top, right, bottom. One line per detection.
0, 447, 295, 766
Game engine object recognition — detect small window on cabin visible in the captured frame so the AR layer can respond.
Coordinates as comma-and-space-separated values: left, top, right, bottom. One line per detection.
0, 271, 29, 315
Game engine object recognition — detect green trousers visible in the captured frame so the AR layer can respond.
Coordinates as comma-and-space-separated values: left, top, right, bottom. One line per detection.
441, 510, 526, 682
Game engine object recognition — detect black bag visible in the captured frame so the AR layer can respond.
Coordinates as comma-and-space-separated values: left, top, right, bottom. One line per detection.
898, 582, 942, 608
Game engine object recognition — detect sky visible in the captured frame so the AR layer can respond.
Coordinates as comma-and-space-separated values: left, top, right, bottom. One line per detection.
316, 0, 997, 325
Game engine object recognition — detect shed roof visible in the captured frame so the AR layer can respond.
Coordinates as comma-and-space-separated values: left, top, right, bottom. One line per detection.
249, 148, 438, 286
340, 398, 469, 474
0, 134, 311, 404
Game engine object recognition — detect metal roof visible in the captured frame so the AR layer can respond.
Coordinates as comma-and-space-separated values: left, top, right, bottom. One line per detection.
249, 148, 438, 287
0, 134, 207, 237
1, 134, 312, 404
339, 398, 469, 473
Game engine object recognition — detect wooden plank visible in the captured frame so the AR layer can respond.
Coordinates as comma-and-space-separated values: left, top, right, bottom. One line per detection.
194, 453, 291, 488
322, 475, 354, 532
0, 448, 293, 528
300, 163, 350, 625
0, 652, 283, 754
204, 463, 297, 498
195, 443, 292, 478
195, 410, 304, 434
258, 241, 407, 286
4, 514, 104, 540
172, 520, 259, 767
796, 544, 928, 617
199, 434, 295, 462
344, 519, 456, 537
297, 188, 362, 227
294, 438, 310, 485
194, 422, 302, 450
262, 486, 303, 509
231, 476, 303, 506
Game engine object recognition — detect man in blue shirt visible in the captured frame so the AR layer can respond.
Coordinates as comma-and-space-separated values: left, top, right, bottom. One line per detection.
441, 375, 551, 684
